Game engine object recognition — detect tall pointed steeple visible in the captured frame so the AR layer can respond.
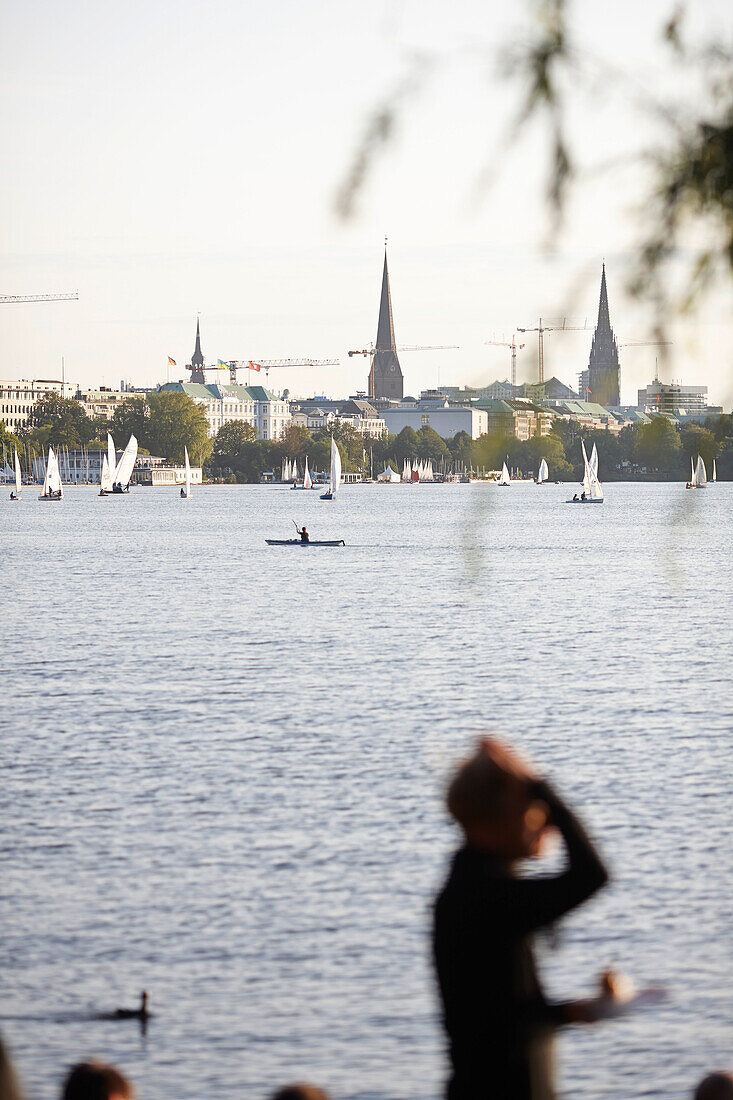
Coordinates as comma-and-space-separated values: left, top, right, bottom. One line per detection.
368, 245, 403, 401
586, 262, 620, 406
189, 317, 205, 383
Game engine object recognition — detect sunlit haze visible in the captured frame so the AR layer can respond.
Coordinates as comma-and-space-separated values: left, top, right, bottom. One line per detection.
2, 0, 731, 405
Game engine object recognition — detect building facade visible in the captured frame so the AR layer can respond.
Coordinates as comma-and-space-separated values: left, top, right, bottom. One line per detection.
381, 398, 488, 440
637, 381, 708, 416
158, 381, 291, 440
0, 378, 68, 431
74, 386, 129, 421
476, 399, 553, 440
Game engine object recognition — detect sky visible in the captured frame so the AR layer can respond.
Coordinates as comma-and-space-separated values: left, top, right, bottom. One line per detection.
1, 0, 732, 407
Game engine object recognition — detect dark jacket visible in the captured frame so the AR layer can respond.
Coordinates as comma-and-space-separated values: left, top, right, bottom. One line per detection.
433, 781, 608, 1100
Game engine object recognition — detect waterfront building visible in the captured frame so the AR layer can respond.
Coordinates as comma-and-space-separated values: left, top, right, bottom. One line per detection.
637, 380, 709, 416
158, 381, 291, 440
290, 397, 386, 437
0, 378, 68, 431
553, 400, 625, 433
381, 395, 488, 440
368, 247, 404, 401
584, 264, 621, 406
74, 386, 129, 420
474, 398, 553, 440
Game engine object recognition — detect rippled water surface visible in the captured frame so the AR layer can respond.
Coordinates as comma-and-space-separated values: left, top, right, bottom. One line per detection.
1, 482, 732, 1099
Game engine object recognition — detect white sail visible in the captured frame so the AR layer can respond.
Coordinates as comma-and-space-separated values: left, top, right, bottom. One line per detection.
691, 455, 695, 484
590, 443, 598, 477
39, 446, 63, 499
107, 433, 116, 479
14, 448, 22, 497
499, 461, 510, 485
112, 434, 138, 489
693, 454, 707, 488
538, 459, 549, 483
184, 446, 192, 498
303, 456, 312, 490
330, 436, 342, 495
100, 454, 113, 492
712, 459, 717, 483
581, 441, 591, 496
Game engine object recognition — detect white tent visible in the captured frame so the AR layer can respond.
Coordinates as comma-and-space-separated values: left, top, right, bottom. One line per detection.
378, 466, 401, 483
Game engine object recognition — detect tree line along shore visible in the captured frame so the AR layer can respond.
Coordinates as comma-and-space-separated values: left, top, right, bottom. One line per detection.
2, 391, 731, 484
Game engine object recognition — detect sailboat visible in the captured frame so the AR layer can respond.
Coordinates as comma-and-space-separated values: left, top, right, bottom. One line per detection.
320, 436, 342, 500
567, 441, 603, 502
180, 446, 192, 498
589, 443, 598, 478
537, 458, 549, 484
498, 462, 511, 486
689, 454, 707, 489
292, 454, 314, 489
711, 458, 717, 484
99, 453, 113, 495
10, 448, 22, 500
38, 446, 64, 501
108, 434, 138, 494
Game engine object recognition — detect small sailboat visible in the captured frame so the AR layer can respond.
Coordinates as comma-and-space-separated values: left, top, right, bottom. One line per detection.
181, 446, 192, 498
567, 441, 603, 502
292, 455, 314, 489
109, 434, 138, 494
99, 453, 113, 496
688, 454, 707, 489
10, 448, 22, 500
320, 436, 342, 500
537, 458, 549, 484
39, 446, 64, 501
498, 462, 511, 486
711, 458, 717, 484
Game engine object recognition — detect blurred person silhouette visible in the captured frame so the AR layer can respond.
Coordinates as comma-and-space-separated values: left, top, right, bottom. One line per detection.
0, 1033, 24, 1100
433, 737, 619, 1100
270, 1087, 330, 1100
694, 1074, 733, 1100
61, 1062, 133, 1100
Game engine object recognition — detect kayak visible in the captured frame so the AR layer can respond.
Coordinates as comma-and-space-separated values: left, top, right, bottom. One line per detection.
265, 539, 345, 546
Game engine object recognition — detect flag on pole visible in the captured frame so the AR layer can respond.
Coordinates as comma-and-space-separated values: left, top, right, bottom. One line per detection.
217, 359, 229, 369
248, 361, 262, 372
168, 357, 176, 366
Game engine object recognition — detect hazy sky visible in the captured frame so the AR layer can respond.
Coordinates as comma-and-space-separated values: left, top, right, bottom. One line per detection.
1, 0, 731, 406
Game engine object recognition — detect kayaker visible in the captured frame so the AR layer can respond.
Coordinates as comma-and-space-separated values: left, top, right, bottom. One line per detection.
297, 525, 310, 544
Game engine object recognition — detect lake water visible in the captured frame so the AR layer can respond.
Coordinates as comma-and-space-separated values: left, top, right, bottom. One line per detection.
1, 482, 731, 1100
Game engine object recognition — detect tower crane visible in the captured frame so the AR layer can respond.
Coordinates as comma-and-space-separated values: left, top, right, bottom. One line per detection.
517, 318, 589, 384
215, 358, 340, 385
1, 291, 78, 304
484, 334, 526, 389
348, 343, 458, 358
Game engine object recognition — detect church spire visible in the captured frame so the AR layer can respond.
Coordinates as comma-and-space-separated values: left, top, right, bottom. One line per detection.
596, 261, 611, 333
189, 317, 205, 383
368, 244, 403, 401
586, 262, 620, 406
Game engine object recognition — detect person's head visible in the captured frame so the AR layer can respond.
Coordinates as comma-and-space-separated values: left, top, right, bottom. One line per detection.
270, 1087, 329, 1100
447, 738, 550, 861
694, 1073, 733, 1100
61, 1062, 133, 1100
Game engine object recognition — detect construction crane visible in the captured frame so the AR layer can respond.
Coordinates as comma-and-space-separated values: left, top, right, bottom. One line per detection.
484, 334, 526, 389
618, 340, 672, 349
348, 343, 458, 358
215, 358, 339, 384
1, 291, 78, 304
517, 318, 589, 384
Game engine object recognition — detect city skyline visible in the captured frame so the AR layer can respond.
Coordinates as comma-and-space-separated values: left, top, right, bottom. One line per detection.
1, 0, 731, 406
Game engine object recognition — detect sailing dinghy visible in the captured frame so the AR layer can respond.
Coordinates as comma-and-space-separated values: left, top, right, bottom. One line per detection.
567, 441, 603, 502
688, 454, 707, 489
537, 459, 549, 484
39, 446, 63, 501
10, 448, 22, 500
498, 462, 511, 486
320, 436, 342, 500
109, 434, 138, 493
181, 446, 192, 498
